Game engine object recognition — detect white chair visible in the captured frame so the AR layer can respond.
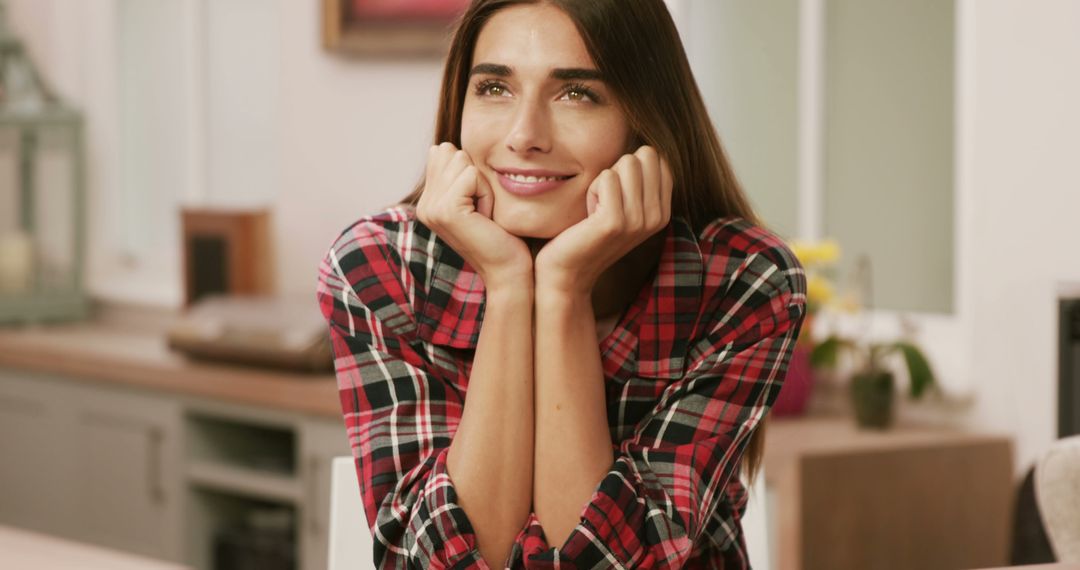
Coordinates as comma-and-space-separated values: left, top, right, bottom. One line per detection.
327, 455, 772, 569
742, 467, 773, 570
1035, 435, 1080, 562
328, 456, 377, 570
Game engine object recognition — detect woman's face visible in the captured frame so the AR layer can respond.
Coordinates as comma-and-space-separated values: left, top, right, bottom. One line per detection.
461, 3, 632, 239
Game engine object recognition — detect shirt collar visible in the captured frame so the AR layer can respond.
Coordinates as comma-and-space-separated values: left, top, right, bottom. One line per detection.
416, 217, 704, 379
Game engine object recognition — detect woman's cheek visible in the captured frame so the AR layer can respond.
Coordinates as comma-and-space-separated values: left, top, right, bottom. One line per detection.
563, 116, 630, 169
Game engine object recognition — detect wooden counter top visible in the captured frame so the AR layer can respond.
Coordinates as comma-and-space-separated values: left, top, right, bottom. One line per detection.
0, 321, 340, 417
762, 415, 1011, 484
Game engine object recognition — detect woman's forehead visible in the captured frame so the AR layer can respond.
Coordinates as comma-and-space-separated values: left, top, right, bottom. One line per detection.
472, 4, 596, 74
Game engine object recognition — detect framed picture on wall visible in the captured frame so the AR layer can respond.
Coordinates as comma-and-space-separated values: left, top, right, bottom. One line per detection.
323, 0, 472, 56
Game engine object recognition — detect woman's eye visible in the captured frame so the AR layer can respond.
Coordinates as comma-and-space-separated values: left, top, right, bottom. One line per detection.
561, 85, 599, 103
476, 81, 509, 97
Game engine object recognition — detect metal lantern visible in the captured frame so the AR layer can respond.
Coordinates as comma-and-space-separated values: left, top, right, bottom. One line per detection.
0, 3, 87, 323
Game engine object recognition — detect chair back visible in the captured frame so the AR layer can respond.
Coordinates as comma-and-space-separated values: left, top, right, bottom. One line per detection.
742, 468, 772, 569
328, 456, 376, 570
1035, 435, 1080, 562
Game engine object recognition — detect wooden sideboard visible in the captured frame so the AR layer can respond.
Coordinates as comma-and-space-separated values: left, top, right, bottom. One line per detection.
763, 417, 1015, 570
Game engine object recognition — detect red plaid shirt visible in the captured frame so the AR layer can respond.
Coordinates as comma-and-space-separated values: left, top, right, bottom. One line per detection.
316, 205, 806, 569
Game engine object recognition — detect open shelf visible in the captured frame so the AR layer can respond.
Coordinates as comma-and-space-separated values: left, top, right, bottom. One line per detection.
187, 461, 302, 503
187, 488, 298, 570
185, 413, 296, 476
183, 412, 303, 569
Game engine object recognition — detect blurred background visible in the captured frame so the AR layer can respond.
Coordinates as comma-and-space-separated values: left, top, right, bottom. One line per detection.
0, 0, 1078, 569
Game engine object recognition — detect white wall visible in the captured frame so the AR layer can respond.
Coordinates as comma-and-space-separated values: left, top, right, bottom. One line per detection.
7, 0, 1080, 472
273, 1, 440, 299
5, 0, 440, 305
962, 0, 1080, 470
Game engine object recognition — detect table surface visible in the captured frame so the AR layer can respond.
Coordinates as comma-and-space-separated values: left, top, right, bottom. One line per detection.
972, 565, 1080, 570
0, 525, 192, 569
971, 565, 1080, 570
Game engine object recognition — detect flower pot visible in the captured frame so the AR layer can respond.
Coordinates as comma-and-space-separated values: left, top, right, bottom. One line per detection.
774, 312, 817, 416
773, 344, 814, 416
850, 370, 895, 429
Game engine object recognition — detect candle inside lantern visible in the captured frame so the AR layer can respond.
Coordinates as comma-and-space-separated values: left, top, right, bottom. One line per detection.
0, 232, 33, 294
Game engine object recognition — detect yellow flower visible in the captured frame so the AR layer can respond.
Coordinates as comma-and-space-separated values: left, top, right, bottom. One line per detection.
806, 273, 835, 306
790, 239, 841, 267
815, 239, 840, 264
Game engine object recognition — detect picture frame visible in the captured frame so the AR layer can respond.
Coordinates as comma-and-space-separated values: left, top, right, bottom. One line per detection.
322, 0, 471, 57
180, 208, 273, 308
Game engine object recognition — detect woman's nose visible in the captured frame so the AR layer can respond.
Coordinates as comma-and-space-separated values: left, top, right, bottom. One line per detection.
505, 100, 552, 154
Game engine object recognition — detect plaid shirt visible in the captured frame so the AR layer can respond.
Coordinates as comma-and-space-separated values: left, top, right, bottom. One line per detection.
317, 205, 806, 569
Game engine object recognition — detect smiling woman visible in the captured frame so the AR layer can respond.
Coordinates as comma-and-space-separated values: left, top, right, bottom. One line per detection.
317, 1, 807, 569
459, 5, 632, 239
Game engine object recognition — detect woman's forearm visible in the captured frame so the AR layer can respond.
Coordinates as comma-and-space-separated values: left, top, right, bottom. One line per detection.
532, 289, 616, 548
446, 283, 535, 567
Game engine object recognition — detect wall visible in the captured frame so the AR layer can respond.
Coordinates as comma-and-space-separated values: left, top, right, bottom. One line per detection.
962, 0, 1080, 470
4, 0, 441, 305
274, 1, 441, 299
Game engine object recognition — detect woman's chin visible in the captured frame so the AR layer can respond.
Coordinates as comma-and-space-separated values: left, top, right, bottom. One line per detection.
492, 215, 566, 240
503, 224, 559, 240
492, 204, 584, 240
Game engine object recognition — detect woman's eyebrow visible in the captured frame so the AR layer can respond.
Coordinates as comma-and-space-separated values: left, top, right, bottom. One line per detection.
469, 63, 604, 81
551, 68, 603, 81
470, 63, 512, 77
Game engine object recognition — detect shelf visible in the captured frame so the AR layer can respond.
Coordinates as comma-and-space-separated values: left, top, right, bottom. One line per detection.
185, 413, 297, 476
186, 488, 297, 570
187, 461, 302, 503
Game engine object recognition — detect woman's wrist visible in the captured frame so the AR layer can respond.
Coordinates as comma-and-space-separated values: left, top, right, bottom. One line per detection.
483, 270, 535, 303
535, 269, 596, 300
535, 283, 592, 315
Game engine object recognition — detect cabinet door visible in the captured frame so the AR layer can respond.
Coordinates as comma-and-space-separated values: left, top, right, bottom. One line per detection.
69, 387, 183, 562
0, 372, 73, 535
299, 417, 352, 570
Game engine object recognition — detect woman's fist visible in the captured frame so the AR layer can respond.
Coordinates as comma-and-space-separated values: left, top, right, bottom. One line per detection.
416, 143, 533, 290
535, 146, 673, 295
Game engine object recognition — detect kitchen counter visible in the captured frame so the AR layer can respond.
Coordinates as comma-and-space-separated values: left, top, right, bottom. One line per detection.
0, 309, 340, 417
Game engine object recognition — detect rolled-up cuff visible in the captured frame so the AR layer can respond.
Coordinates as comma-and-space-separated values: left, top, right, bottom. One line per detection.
413, 447, 489, 568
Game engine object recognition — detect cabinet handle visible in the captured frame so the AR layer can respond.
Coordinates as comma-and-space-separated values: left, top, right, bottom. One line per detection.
148, 427, 166, 505
307, 456, 322, 537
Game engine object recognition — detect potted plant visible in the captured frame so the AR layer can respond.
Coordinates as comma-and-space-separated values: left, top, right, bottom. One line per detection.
810, 335, 937, 429
806, 254, 940, 429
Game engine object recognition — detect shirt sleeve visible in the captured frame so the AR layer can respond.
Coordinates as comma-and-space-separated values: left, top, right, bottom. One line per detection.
316, 220, 490, 570
520, 247, 806, 569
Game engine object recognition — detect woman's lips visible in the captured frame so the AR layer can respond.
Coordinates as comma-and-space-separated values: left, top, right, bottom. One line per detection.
495, 171, 576, 197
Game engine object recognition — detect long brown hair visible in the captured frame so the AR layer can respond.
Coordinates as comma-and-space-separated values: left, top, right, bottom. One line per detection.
401, 0, 772, 484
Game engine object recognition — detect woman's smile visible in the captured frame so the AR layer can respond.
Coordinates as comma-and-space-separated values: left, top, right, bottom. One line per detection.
494, 167, 577, 197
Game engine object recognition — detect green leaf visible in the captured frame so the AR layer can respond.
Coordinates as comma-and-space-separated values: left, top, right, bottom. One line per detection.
896, 341, 935, 399
811, 336, 843, 368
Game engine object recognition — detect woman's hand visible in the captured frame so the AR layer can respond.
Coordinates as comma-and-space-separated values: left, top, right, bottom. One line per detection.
416, 143, 533, 291
534, 146, 673, 296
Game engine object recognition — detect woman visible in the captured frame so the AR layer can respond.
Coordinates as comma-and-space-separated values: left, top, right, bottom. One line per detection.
316, 1, 806, 568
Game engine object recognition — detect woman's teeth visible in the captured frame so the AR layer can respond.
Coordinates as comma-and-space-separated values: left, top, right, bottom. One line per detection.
504, 173, 569, 183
